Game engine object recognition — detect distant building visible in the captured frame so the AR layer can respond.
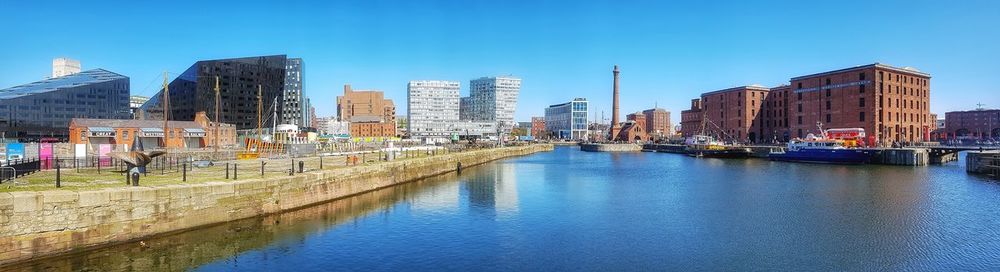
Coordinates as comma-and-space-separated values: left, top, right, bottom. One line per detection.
544, 98, 589, 140
680, 98, 703, 138
141, 55, 288, 130
52, 58, 81, 78
0, 69, 130, 139
462, 76, 521, 133
129, 95, 149, 119
282, 58, 307, 127
642, 107, 671, 139
531, 117, 546, 138
407, 80, 461, 140
337, 84, 396, 138
944, 109, 1000, 139
697, 85, 771, 143
69, 111, 236, 149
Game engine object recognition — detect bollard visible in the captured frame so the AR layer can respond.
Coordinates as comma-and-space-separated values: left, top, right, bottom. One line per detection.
56, 160, 61, 188
182, 163, 187, 182
131, 172, 139, 186
233, 163, 238, 179
290, 159, 295, 175
97, 158, 101, 174
298, 161, 304, 173
320, 156, 323, 170
225, 163, 230, 179
261, 161, 266, 176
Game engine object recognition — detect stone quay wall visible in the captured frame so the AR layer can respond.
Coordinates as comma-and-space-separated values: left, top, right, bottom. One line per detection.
580, 143, 642, 152
0, 144, 553, 266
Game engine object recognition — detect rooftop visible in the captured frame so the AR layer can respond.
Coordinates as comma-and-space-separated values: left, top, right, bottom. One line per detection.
790, 63, 930, 80
0, 69, 127, 100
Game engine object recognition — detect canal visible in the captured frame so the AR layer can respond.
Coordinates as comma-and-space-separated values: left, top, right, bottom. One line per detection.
11, 146, 1000, 271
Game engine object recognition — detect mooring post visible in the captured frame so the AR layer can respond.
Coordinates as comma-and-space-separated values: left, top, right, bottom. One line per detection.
56, 159, 61, 188
261, 160, 265, 176
298, 161, 304, 173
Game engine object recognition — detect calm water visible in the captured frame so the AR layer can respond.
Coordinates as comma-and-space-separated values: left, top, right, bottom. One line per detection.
12, 146, 1000, 271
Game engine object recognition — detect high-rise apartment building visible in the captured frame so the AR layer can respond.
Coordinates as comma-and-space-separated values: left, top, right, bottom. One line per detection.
407, 80, 460, 140
544, 98, 589, 140
140, 55, 287, 130
462, 76, 521, 133
282, 58, 308, 127
337, 84, 396, 137
52, 58, 81, 78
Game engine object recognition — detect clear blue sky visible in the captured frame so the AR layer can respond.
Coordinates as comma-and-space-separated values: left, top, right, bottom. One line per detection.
2, 0, 998, 123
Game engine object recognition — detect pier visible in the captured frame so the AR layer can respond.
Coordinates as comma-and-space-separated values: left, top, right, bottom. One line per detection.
641, 143, 1000, 167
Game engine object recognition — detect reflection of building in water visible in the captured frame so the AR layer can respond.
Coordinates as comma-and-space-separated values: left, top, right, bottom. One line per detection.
410, 178, 461, 212
463, 163, 519, 217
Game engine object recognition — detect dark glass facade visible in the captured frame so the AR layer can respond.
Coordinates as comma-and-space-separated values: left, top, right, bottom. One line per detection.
0, 69, 130, 139
142, 55, 287, 130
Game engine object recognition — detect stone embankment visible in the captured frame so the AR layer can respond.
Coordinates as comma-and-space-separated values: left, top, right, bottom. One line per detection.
580, 143, 642, 152
0, 144, 553, 266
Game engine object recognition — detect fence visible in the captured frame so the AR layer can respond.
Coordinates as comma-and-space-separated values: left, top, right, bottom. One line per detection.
0, 158, 42, 183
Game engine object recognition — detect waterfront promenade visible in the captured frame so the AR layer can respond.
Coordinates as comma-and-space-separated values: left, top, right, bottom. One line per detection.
0, 144, 553, 266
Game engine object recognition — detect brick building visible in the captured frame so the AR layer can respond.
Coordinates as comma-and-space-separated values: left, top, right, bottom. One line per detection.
530, 117, 546, 139
336, 84, 397, 138
680, 99, 703, 137
790, 63, 931, 145
69, 111, 236, 149
944, 109, 1000, 140
697, 85, 772, 143
642, 108, 671, 139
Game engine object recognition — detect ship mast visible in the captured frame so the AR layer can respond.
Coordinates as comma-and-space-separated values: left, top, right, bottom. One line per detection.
162, 71, 170, 149
257, 84, 263, 149
214, 76, 221, 154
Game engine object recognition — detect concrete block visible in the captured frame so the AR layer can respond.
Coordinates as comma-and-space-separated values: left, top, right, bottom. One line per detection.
0, 192, 13, 206
131, 188, 156, 202
211, 183, 235, 195
42, 191, 79, 204
10, 192, 41, 213
77, 191, 110, 207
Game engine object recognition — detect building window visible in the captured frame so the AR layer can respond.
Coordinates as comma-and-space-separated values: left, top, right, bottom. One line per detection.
826, 89, 831, 97
826, 78, 831, 85
797, 104, 802, 112
859, 85, 865, 93
798, 92, 802, 100
860, 112, 866, 122
797, 116, 802, 125
826, 100, 831, 110
826, 114, 832, 123
859, 98, 865, 107
860, 72, 866, 81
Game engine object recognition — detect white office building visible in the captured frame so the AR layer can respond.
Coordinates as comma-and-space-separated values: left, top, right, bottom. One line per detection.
52, 58, 81, 78
407, 80, 461, 140
461, 76, 521, 134
545, 98, 589, 140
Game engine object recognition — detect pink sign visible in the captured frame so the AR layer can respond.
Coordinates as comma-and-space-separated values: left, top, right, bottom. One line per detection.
39, 143, 53, 169
99, 144, 113, 167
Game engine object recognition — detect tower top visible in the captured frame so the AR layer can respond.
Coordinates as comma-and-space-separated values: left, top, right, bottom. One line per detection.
614, 65, 619, 72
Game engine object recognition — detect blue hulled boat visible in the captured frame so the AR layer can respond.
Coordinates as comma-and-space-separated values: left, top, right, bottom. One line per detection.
769, 133, 871, 164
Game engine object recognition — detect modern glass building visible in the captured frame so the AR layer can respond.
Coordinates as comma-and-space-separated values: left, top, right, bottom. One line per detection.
544, 98, 589, 140
141, 55, 287, 130
0, 69, 130, 139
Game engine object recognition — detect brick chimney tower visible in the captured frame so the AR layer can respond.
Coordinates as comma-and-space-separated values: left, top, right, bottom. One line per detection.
609, 65, 622, 141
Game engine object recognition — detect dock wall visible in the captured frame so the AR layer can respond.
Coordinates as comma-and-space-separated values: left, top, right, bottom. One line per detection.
0, 144, 553, 266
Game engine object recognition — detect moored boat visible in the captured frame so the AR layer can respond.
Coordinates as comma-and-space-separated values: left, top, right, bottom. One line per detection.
769, 126, 871, 164
685, 135, 752, 158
